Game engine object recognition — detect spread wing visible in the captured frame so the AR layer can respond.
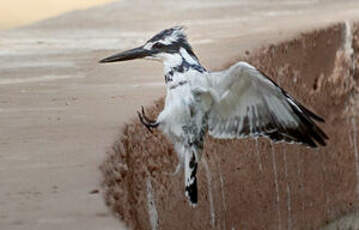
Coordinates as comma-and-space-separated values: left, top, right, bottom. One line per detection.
205, 62, 328, 147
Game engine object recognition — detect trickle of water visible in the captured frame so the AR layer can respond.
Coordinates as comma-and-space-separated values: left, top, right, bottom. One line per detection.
219, 169, 227, 230
146, 177, 159, 230
351, 117, 359, 196
271, 143, 282, 230
344, 21, 359, 197
282, 147, 293, 229
344, 21, 354, 59
282, 147, 288, 178
286, 184, 292, 230
202, 157, 215, 227
213, 152, 227, 230
255, 139, 263, 172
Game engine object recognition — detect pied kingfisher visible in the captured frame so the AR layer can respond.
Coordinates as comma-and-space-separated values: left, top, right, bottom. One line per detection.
99, 26, 328, 206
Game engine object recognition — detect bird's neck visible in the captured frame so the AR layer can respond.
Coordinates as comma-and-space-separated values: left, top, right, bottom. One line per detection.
163, 48, 206, 83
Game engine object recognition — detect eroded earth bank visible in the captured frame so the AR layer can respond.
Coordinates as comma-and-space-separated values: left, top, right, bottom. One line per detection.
101, 22, 359, 230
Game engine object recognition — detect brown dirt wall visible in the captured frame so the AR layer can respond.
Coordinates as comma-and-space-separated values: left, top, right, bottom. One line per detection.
100, 22, 359, 230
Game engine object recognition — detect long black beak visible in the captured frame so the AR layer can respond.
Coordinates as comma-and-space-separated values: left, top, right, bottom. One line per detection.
99, 46, 152, 63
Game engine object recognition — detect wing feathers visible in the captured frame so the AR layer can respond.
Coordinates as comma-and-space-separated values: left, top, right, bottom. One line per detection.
206, 62, 328, 147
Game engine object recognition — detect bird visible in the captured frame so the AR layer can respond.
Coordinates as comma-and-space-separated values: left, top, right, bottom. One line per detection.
99, 26, 328, 207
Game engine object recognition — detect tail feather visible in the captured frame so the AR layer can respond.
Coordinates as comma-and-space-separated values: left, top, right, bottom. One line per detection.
185, 150, 198, 206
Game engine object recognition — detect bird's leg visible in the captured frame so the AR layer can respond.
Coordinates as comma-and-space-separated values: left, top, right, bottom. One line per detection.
137, 106, 159, 133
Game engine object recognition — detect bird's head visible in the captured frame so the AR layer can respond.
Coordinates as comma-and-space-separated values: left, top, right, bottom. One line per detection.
99, 26, 199, 66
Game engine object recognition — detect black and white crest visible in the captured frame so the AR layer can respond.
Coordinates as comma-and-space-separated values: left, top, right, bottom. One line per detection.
144, 26, 199, 60
148, 26, 187, 44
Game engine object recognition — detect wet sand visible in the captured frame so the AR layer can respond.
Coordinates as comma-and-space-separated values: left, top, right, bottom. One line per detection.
0, 0, 359, 229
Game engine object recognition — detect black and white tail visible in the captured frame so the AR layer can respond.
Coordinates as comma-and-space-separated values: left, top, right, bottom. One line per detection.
184, 149, 198, 206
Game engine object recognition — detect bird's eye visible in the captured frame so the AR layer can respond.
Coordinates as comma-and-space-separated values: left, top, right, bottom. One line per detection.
152, 42, 165, 49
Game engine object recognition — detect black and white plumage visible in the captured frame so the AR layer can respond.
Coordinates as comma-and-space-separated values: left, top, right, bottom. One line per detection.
100, 26, 328, 206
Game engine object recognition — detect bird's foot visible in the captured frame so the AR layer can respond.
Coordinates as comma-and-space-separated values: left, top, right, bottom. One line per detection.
137, 106, 159, 133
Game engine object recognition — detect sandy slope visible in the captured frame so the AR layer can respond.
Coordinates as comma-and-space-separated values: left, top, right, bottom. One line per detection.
0, 0, 359, 230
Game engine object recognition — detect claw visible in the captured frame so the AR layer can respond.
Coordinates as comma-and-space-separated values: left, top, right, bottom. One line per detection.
137, 106, 159, 133
137, 111, 153, 133
141, 106, 156, 123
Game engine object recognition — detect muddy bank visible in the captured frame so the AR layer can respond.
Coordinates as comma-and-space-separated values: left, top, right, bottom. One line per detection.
100, 22, 359, 229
